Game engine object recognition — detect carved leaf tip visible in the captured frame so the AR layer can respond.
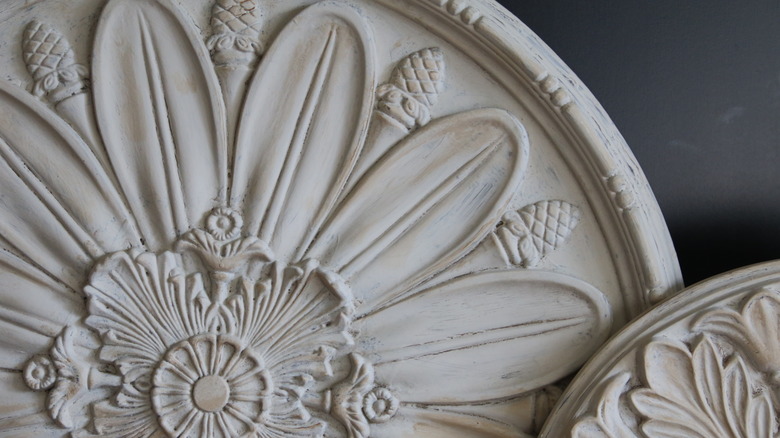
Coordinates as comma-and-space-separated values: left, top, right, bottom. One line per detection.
570, 372, 638, 438
22, 20, 87, 102
495, 200, 582, 268
376, 47, 446, 131
207, 0, 263, 64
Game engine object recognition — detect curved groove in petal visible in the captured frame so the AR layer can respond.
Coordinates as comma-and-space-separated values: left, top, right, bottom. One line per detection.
0, 249, 81, 369
0, 83, 140, 288
372, 405, 527, 438
230, 1, 375, 263
639, 340, 699, 406
309, 108, 528, 312
0, 320, 52, 369
93, 0, 227, 250
357, 270, 611, 402
85, 251, 202, 376
0, 371, 51, 434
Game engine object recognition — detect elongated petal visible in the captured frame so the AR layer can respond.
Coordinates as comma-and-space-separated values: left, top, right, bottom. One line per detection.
355, 270, 611, 402
230, 1, 375, 263
309, 108, 528, 312
93, 0, 227, 250
0, 83, 139, 288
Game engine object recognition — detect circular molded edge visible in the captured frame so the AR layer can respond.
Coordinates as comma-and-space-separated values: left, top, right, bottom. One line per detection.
540, 260, 780, 436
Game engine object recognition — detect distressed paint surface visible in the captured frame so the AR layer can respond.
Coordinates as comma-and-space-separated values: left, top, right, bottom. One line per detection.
0, 0, 679, 436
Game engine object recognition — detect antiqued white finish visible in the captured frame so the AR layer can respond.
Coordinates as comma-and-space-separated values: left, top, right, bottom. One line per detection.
541, 261, 780, 437
0, 0, 680, 436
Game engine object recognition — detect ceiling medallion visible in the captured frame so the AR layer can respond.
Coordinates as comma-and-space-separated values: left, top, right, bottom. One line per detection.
0, 0, 680, 436
542, 262, 780, 438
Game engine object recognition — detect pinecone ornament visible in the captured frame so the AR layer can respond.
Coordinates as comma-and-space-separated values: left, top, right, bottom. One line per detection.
22, 21, 87, 101
208, 0, 263, 64
495, 200, 581, 267
211, 0, 261, 36
390, 47, 445, 106
376, 48, 446, 131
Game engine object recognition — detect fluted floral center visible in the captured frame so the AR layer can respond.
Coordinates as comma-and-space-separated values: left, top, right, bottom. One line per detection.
151, 334, 272, 436
78, 208, 368, 436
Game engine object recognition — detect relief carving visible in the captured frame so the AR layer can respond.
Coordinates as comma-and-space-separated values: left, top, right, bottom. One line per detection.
493, 200, 582, 268
559, 281, 780, 438
22, 21, 88, 103
0, 0, 690, 435
376, 47, 444, 132
0, 0, 619, 436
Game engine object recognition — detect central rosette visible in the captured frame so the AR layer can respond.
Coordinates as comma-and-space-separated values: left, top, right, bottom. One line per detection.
84, 209, 355, 437
152, 334, 271, 435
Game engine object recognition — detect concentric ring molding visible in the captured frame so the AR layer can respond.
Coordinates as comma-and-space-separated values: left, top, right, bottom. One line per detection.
541, 261, 780, 437
0, 0, 680, 436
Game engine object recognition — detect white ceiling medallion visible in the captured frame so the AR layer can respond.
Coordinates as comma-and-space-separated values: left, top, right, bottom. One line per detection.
0, 0, 680, 436
542, 262, 780, 438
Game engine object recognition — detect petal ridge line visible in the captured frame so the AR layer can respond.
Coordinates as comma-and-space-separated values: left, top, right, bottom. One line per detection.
256, 26, 339, 241
339, 135, 504, 283
375, 317, 586, 365
0, 133, 97, 258
138, 12, 189, 235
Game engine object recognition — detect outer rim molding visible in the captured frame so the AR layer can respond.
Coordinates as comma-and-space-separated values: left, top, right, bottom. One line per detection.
541, 260, 780, 437
382, 0, 682, 314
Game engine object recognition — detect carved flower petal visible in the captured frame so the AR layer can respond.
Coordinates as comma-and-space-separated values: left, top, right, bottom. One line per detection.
354, 270, 611, 402
0, 82, 140, 289
92, 397, 162, 437
638, 340, 700, 410
370, 405, 529, 438
227, 262, 352, 372
571, 373, 638, 438
93, 0, 228, 250
694, 290, 780, 372
309, 108, 528, 313
230, 1, 375, 263
629, 337, 770, 437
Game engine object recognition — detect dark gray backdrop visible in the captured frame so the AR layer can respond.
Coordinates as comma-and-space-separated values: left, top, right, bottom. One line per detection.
499, 1, 780, 285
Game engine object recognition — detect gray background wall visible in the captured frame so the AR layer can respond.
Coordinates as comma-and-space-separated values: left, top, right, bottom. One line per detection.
499, 1, 780, 285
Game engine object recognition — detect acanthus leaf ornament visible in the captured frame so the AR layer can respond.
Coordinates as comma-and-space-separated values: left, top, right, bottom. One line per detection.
331, 353, 377, 438
84, 227, 355, 436
563, 284, 780, 438
694, 288, 780, 382
0, 0, 640, 436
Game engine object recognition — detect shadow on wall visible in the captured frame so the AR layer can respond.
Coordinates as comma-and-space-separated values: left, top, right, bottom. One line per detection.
672, 214, 780, 286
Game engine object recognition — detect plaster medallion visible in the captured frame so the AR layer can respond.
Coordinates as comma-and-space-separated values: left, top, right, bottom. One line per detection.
0, 0, 680, 436
541, 261, 780, 438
